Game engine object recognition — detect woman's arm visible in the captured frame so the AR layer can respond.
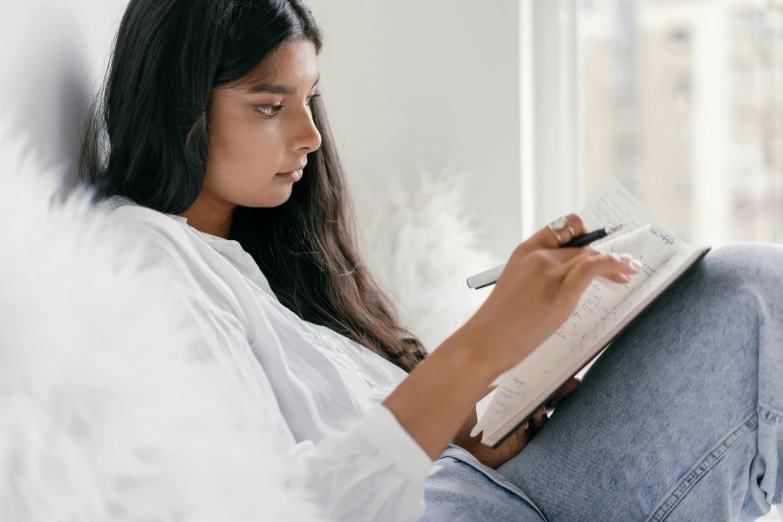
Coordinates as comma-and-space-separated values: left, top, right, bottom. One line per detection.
383, 326, 499, 459
125, 210, 638, 522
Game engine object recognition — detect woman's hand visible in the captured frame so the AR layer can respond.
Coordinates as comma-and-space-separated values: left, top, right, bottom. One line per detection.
457, 213, 641, 375
384, 213, 639, 461
453, 378, 581, 469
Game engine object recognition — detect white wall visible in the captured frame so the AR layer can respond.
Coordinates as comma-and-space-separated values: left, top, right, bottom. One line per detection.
307, 0, 524, 260
1, 0, 526, 260
1, 0, 129, 183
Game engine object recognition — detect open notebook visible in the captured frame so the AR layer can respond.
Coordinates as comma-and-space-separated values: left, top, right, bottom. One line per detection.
471, 178, 711, 448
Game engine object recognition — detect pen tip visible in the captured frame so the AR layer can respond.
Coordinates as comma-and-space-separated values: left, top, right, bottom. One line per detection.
607, 223, 625, 234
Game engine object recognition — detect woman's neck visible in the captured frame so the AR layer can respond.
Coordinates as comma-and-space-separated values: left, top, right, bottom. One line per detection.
180, 194, 234, 239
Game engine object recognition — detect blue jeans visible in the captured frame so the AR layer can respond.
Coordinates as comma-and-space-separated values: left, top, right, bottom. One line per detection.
421, 244, 783, 521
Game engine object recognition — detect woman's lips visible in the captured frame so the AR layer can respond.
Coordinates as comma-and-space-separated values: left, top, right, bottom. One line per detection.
276, 169, 303, 181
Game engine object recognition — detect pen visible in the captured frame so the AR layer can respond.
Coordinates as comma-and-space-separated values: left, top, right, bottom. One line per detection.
466, 223, 625, 289
561, 223, 624, 247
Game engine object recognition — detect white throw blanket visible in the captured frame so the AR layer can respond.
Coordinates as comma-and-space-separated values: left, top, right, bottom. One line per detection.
0, 134, 324, 522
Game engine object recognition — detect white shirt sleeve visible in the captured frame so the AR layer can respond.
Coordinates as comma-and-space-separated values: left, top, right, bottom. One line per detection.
116, 208, 434, 522
289, 403, 433, 522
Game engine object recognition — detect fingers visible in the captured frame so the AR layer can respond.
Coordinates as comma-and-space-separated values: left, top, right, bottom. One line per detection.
599, 273, 633, 285
561, 251, 642, 294
545, 377, 581, 412
545, 247, 594, 263
503, 244, 592, 283
525, 378, 582, 442
524, 378, 583, 438
560, 249, 639, 277
523, 213, 590, 252
525, 407, 549, 436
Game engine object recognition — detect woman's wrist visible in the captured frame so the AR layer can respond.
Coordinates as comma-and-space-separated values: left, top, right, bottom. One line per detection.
447, 316, 526, 379
437, 325, 505, 386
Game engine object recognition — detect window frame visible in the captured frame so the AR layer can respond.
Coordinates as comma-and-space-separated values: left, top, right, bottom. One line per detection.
520, 0, 583, 238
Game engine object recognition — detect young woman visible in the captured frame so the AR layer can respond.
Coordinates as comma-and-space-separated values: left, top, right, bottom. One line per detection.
82, 0, 783, 520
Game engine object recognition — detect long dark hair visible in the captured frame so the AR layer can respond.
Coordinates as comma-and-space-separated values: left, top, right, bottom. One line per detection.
81, 0, 427, 372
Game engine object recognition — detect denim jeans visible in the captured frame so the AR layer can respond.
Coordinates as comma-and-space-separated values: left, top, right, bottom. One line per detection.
421, 244, 783, 521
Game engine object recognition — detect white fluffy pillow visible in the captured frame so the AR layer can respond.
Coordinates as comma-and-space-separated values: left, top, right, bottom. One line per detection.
0, 134, 323, 522
356, 170, 500, 352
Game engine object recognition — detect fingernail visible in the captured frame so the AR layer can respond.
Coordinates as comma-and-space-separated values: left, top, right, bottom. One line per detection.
630, 260, 643, 271
618, 253, 633, 263
610, 253, 621, 262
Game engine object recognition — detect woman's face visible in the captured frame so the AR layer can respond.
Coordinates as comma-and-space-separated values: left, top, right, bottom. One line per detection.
203, 39, 322, 210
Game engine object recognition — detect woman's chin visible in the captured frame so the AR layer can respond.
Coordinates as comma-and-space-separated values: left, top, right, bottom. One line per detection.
271, 184, 295, 206
239, 187, 293, 209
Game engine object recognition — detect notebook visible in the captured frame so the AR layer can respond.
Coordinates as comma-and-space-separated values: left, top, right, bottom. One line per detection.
470, 178, 711, 448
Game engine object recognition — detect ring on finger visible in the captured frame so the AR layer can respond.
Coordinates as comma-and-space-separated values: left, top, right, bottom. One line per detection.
547, 215, 572, 246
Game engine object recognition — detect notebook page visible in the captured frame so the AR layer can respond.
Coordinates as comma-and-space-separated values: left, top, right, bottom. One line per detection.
472, 180, 689, 438
574, 177, 693, 350
580, 177, 673, 240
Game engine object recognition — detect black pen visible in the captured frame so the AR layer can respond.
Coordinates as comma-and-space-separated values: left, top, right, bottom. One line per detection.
561, 223, 624, 247
466, 223, 625, 289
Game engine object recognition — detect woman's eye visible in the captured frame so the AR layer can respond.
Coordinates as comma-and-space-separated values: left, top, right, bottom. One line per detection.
256, 104, 283, 118
256, 94, 319, 118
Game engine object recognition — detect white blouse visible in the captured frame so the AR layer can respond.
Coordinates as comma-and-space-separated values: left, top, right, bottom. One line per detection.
105, 198, 434, 522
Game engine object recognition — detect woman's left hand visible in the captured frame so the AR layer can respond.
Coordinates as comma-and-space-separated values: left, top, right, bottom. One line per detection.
453, 377, 581, 469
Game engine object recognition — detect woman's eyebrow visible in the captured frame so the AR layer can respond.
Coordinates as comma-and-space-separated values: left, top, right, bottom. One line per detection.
247, 74, 320, 95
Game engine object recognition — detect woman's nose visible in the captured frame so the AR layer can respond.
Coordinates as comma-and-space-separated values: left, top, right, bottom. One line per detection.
295, 108, 322, 154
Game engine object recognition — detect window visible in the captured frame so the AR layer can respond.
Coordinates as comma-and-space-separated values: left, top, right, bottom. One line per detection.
569, 3, 782, 519
578, 0, 783, 246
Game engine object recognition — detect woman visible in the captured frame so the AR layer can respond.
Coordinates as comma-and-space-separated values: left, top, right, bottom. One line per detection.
82, 0, 782, 520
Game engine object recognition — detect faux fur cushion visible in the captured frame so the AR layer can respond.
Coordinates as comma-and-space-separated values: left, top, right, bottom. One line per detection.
356, 170, 500, 352
0, 133, 323, 522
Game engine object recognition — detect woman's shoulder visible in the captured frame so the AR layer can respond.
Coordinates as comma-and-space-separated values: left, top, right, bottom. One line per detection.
102, 198, 199, 255
100, 199, 216, 289
103, 198, 266, 311
104, 197, 186, 234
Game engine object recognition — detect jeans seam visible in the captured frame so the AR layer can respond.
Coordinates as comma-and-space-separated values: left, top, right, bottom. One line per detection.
759, 404, 783, 424
646, 412, 759, 522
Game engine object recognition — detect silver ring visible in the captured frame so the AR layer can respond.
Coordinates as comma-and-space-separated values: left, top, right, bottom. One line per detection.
547, 216, 571, 245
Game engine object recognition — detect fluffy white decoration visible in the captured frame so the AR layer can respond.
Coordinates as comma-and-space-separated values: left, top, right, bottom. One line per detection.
0, 133, 323, 522
356, 170, 501, 352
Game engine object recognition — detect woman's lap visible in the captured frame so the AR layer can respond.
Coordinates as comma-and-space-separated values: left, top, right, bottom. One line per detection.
424, 243, 783, 521
421, 445, 547, 521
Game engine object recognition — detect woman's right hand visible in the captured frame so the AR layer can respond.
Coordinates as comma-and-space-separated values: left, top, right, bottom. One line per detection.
459, 213, 642, 375
384, 213, 641, 461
